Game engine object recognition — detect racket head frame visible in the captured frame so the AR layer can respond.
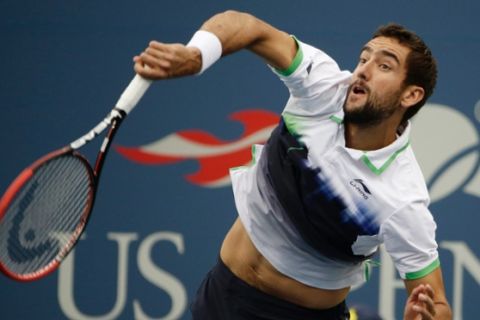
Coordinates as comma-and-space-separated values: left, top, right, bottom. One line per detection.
0, 148, 96, 281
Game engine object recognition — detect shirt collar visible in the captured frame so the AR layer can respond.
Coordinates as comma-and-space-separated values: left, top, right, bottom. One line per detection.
331, 116, 411, 175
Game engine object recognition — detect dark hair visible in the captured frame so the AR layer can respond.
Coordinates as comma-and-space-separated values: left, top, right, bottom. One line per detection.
372, 23, 437, 123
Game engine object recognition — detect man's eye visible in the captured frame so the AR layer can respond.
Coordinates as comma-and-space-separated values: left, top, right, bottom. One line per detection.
379, 64, 391, 70
359, 58, 367, 64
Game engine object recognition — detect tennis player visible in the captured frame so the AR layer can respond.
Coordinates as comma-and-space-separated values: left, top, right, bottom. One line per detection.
134, 10, 452, 320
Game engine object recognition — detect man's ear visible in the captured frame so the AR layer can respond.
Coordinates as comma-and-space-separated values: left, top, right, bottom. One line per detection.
401, 85, 425, 109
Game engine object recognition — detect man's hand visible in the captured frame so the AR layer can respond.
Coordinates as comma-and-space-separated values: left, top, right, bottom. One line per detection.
403, 267, 452, 320
133, 41, 202, 79
404, 284, 436, 320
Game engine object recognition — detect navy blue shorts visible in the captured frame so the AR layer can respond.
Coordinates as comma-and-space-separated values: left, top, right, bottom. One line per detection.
190, 258, 350, 320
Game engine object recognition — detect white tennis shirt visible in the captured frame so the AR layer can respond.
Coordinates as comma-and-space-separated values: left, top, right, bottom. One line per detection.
229, 39, 439, 289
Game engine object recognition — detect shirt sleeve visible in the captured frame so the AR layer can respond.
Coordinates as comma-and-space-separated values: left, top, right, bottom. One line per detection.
270, 37, 352, 119
380, 200, 440, 280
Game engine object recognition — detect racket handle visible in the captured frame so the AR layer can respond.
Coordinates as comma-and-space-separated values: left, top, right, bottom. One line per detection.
115, 74, 152, 114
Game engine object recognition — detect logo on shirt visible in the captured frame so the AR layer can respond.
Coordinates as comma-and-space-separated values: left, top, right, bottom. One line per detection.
349, 179, 372, 200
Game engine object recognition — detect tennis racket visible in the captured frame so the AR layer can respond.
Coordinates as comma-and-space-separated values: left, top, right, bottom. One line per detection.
0, 73, 152, 281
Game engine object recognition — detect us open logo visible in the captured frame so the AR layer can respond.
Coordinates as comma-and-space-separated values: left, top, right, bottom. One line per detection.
410, 103, 480, 203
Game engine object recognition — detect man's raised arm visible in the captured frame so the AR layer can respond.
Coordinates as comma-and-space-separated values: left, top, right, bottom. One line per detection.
133, 10, 297, 79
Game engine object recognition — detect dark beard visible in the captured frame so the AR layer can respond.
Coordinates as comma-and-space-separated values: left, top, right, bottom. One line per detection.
344, 102, 397, 126
343, 88, 401, 127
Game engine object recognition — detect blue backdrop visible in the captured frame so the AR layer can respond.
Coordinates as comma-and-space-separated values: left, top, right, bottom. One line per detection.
1, 1, 479, 319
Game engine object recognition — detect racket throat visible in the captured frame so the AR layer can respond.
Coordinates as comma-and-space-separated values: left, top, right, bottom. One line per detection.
93, 115, 125, 179
70, 109, 125, 150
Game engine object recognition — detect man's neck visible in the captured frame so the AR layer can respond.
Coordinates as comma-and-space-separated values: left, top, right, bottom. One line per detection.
344, 119, 399, 151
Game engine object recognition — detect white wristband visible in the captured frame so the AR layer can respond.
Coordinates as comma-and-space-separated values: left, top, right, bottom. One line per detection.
186, 30, 222, 75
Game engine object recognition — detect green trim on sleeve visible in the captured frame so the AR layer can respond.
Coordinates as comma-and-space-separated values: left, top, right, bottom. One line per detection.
275, 36, 303, 77
405, 258, 441, 280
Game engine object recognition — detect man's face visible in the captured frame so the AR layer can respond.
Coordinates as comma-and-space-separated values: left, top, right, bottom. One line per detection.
344, 36, 411, 126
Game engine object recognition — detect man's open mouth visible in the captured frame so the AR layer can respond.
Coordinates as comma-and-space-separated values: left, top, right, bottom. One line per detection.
352, 83, 368, 95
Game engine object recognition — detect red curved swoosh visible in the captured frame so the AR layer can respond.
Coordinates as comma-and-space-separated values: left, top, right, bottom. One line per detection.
115, 109, 279, 187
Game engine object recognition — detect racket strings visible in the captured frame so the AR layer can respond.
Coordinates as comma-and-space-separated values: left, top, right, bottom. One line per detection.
1, 161, 90, 274
0, 155, 93, 276
16, 158, 89, 267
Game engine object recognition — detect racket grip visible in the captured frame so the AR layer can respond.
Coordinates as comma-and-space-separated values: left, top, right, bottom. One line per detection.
115, 74, 152, 114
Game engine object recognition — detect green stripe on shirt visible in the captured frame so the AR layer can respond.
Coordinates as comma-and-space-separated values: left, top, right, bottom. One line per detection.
405, 258, 440, 280
275, 36, 303, 76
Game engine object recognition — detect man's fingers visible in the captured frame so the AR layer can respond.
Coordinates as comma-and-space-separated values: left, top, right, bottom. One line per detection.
140, 52, 172, 69
149, 40, 168, 50
425, 284, 435, 298
408, 284, 436, 320
134, 61, 168, 79
144, 47, 175, 62
418, 284, 436, 316
133, 41, 200, 79
413, 304, 434, 320
408, 284, 425, 302
419, 293, 436, 316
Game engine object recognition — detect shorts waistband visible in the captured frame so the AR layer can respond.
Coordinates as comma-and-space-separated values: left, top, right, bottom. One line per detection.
212, 257, 349, 319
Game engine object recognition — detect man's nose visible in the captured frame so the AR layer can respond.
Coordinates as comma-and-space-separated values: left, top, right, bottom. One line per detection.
356, 61, 372, 81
